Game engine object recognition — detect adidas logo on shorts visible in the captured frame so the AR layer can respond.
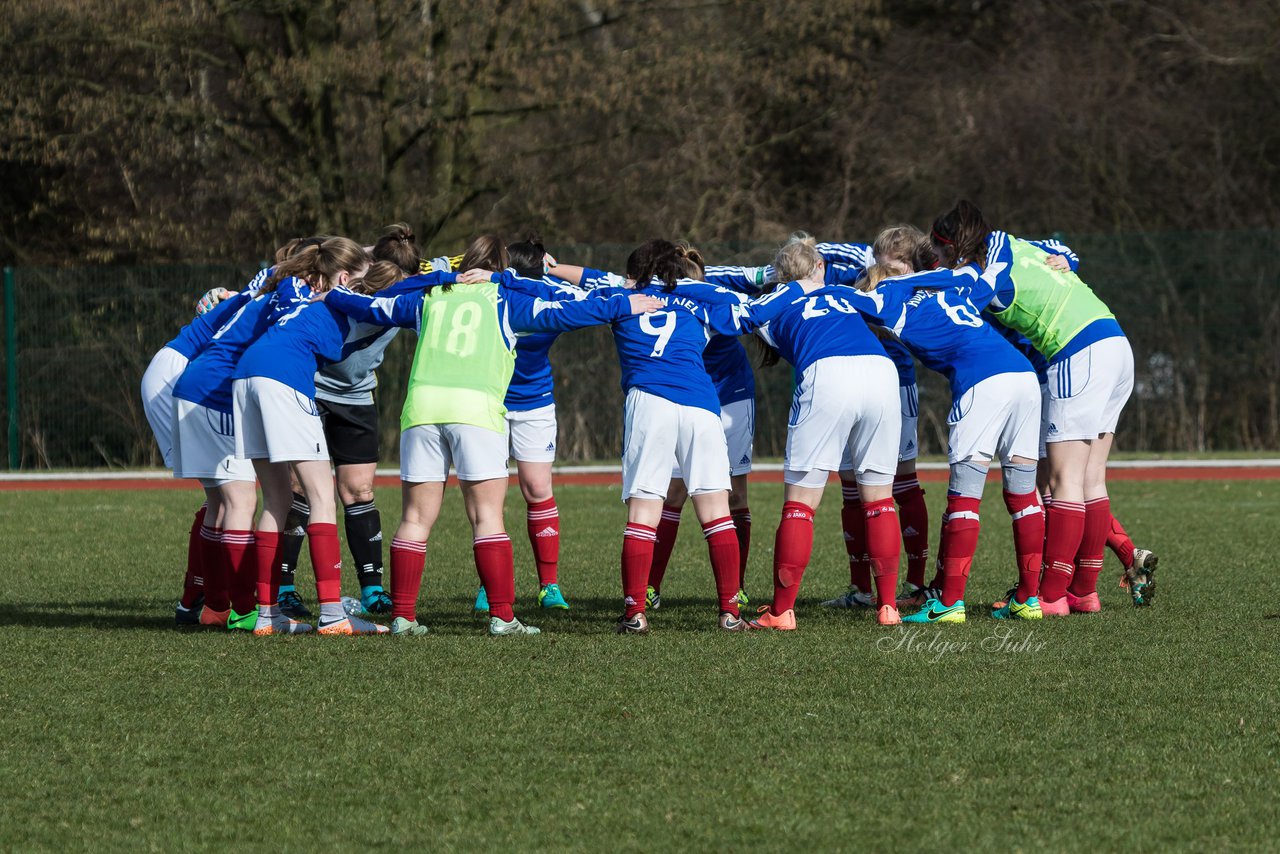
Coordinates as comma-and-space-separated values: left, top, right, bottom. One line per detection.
545, 442, 555, 451
1048, 422, 1059, 434
906, 440, 915, 451
535, 526, 558, 538
739, 454, 750, 465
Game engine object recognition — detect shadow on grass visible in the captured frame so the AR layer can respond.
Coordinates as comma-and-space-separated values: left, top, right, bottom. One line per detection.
0, 600, 173, 630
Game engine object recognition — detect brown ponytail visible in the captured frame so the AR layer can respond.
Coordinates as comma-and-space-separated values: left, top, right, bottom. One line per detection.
931, 200, 992, 269
372, 223, 420, 274
263, 236, 370, 294
625, 239, 686, 292
348, 260, 406, 295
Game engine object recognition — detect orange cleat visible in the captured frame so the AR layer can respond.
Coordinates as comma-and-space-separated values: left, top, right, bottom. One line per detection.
315, 615, 389, 635
199, 607, 230, 628
877, 604, 902, 626
748, 606, 797, 631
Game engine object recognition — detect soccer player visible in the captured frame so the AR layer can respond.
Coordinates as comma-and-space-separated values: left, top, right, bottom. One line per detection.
931, 201, 1135, 616
319, 235, 663, 637
736, 235, 904, 629
838, 259, 1046, 622
231, 238, 390, 635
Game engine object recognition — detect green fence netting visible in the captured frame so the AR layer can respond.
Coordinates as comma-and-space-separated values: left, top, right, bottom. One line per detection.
2, 233, 1277, 469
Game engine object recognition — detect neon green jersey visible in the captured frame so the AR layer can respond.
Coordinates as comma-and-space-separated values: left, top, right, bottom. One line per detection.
401, 281, 514, 433
989, 237, 1114, 360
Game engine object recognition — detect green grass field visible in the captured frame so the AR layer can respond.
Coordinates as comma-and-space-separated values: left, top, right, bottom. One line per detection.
2, 479, 1277, 851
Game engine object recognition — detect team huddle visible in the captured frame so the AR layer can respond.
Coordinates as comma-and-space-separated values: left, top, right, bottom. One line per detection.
140, 200, 1159, 637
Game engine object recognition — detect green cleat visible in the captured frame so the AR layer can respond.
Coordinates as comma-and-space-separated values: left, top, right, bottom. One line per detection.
734, 589, 750, 607
646, 586, 661, 610
992, 596, 1043, 620
538, 583, 570, 610
391, 616, 429, 636
901, 598, 966, 624
227, 607, 259, 632
489, 616, 541, 636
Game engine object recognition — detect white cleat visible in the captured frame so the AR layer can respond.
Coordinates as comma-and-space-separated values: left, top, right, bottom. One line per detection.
489, 616, 541, 636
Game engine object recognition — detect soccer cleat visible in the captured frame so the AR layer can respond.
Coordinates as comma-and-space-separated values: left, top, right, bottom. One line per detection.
615, 613, 651, 635
1039, 596, 1070, 617
361, 586, 393, 614
489, 616, 541, 636
391, 616, 429, 637
199, 606, 230, 628
252, 614, 313, 636
646, 586, 661, 610
748, 606, 797, 631
735, 589, 750, 607
175, 598, 203, 627
877, 604, 902, 626
901, 598, 965, 624
718, 611, 750, 631
897, 583, 943, 609
821, 585, 874, 609
316, 614, 390, 635
992, 596, 1044, 620
474, 586, 490, 612
1066, 591, 1101, 613
277, 589, 312, 620
538, 583, 570, 610
991, 586, 1018, 611
1122, 548, 1158, 606
227, 607, 259, 632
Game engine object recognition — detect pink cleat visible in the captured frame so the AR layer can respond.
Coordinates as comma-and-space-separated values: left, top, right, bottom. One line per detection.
877, 604, 901, 626
748, 606, 797, 631
1039, 596, 1071, 617
1066, 591, 1101, 613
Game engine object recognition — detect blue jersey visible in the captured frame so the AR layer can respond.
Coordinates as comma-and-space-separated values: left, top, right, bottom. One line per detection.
739, 281, 888, 382
172, 284, 306, 413
232, 299, 368, 399
599, 281, 743, 413
839, 266, 1033, 403
165, 290, 253, 359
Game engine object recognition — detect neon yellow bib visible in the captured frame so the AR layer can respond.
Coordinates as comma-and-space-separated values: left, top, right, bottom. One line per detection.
989, 238, 1114, 359
400, 282, 515, 433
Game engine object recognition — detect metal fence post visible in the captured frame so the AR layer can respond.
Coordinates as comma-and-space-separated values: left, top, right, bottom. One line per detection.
4, 266, 16, 469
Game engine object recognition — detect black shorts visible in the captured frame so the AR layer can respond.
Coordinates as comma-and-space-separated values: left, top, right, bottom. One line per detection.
317, 399, 380, 466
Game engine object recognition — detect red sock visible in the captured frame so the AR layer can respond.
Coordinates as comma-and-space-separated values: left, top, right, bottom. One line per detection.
894, 476, 930, 588
181, 505, 208, 608
475, 533, 516, 622
1003, 490, 1044, 602
936, 497, 980, 607
222, 529, 256, 614
251, 530, 281, 607
771, 501, 814, 615
703, 517, 742, 616
622, 524, 657, 617
1106, 513, 1135, 569
307, 522, 343, 604
525, 498, 560, 586
1040, 500, 1086, 602
840, 482, 870, 591
389, 537, 427, 621
730, 508, 752, 590
647, 505, 682, 592
864, 498, 902, 607
200, 525, 230, 611
1069, 497, 1111, 597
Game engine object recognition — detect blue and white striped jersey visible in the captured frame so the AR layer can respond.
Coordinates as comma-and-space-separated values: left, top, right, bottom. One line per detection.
738, 281, 888, 381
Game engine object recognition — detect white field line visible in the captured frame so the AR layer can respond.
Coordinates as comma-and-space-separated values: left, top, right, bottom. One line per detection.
2, 458, 1279, 482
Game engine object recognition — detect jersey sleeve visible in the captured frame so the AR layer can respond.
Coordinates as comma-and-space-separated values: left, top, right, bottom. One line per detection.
577, 267, 628, 291
702, 265, 768, 294
1026, 238, 1080, 272
738, 281, 805, 330
500, 288, 633, 335
817, 241, 874, 269
324, 288, 426, 331
244, 267, 272, 296
495, 270, 593, 301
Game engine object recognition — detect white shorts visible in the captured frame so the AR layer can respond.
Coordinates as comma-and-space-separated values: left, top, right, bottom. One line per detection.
1039, 382, 1051, 460
401, 423, 510, 483
171, 398, 255, 485
784, 355, 900, 488
623, 389, 730, 501
672, 397, 755, 480
947, 372, 1042, 464
1044, 336, 1134, 443
140, 347, 188, 469
233, 377, 329, 463
899, 384, 920, 463
506, 404, 557, 464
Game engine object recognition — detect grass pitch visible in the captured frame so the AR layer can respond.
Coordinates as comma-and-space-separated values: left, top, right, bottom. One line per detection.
1, 478, 1277, 851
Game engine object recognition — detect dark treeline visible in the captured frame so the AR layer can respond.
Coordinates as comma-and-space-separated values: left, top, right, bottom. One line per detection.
3, 0, 1278, 263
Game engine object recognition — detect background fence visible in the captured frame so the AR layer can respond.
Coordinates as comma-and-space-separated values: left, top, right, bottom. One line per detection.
2, 232, 1278, 469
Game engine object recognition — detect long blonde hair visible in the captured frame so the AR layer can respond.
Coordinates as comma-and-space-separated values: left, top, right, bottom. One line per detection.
265, 236, 370, 294
772, 231, 822, 283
